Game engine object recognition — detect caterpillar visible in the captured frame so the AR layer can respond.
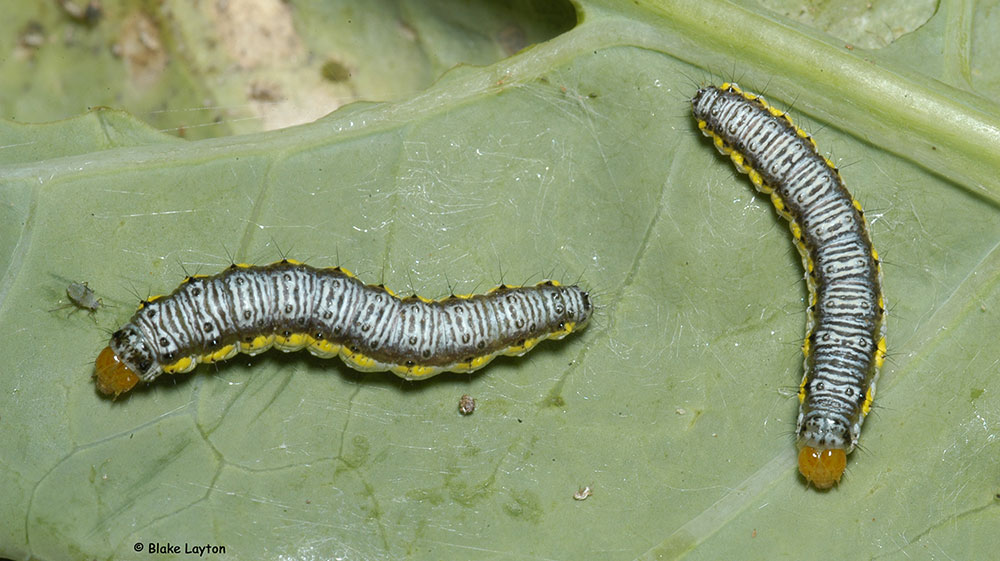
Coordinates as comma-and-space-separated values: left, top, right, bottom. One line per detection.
691, 83, 886, 489
94, 260, 592, 398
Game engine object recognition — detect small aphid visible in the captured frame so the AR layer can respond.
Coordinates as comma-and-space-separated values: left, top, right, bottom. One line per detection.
50, 281, 103, 315
573, 486, 593, 501
66, 282, 102, 312
458, 394, 476, 415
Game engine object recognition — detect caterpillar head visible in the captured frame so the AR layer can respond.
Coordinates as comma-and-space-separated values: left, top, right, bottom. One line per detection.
796, 412, 852, 489
797, 446, 846, 490
94, 325, 156, 397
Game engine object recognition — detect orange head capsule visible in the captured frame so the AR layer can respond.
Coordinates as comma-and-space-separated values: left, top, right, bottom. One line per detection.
798, 446, 846, 489
94, 346, 140, 398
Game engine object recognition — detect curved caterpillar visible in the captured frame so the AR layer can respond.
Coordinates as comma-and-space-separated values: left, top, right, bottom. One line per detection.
692, 83, 886, 489
95, 260, 592, 397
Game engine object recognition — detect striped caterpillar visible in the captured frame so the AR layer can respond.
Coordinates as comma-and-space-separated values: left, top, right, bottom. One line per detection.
691, 83, 886, 489
95, 260, 592, 397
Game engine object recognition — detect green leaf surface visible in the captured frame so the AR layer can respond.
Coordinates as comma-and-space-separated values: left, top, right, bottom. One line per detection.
2, 1, 999, 560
